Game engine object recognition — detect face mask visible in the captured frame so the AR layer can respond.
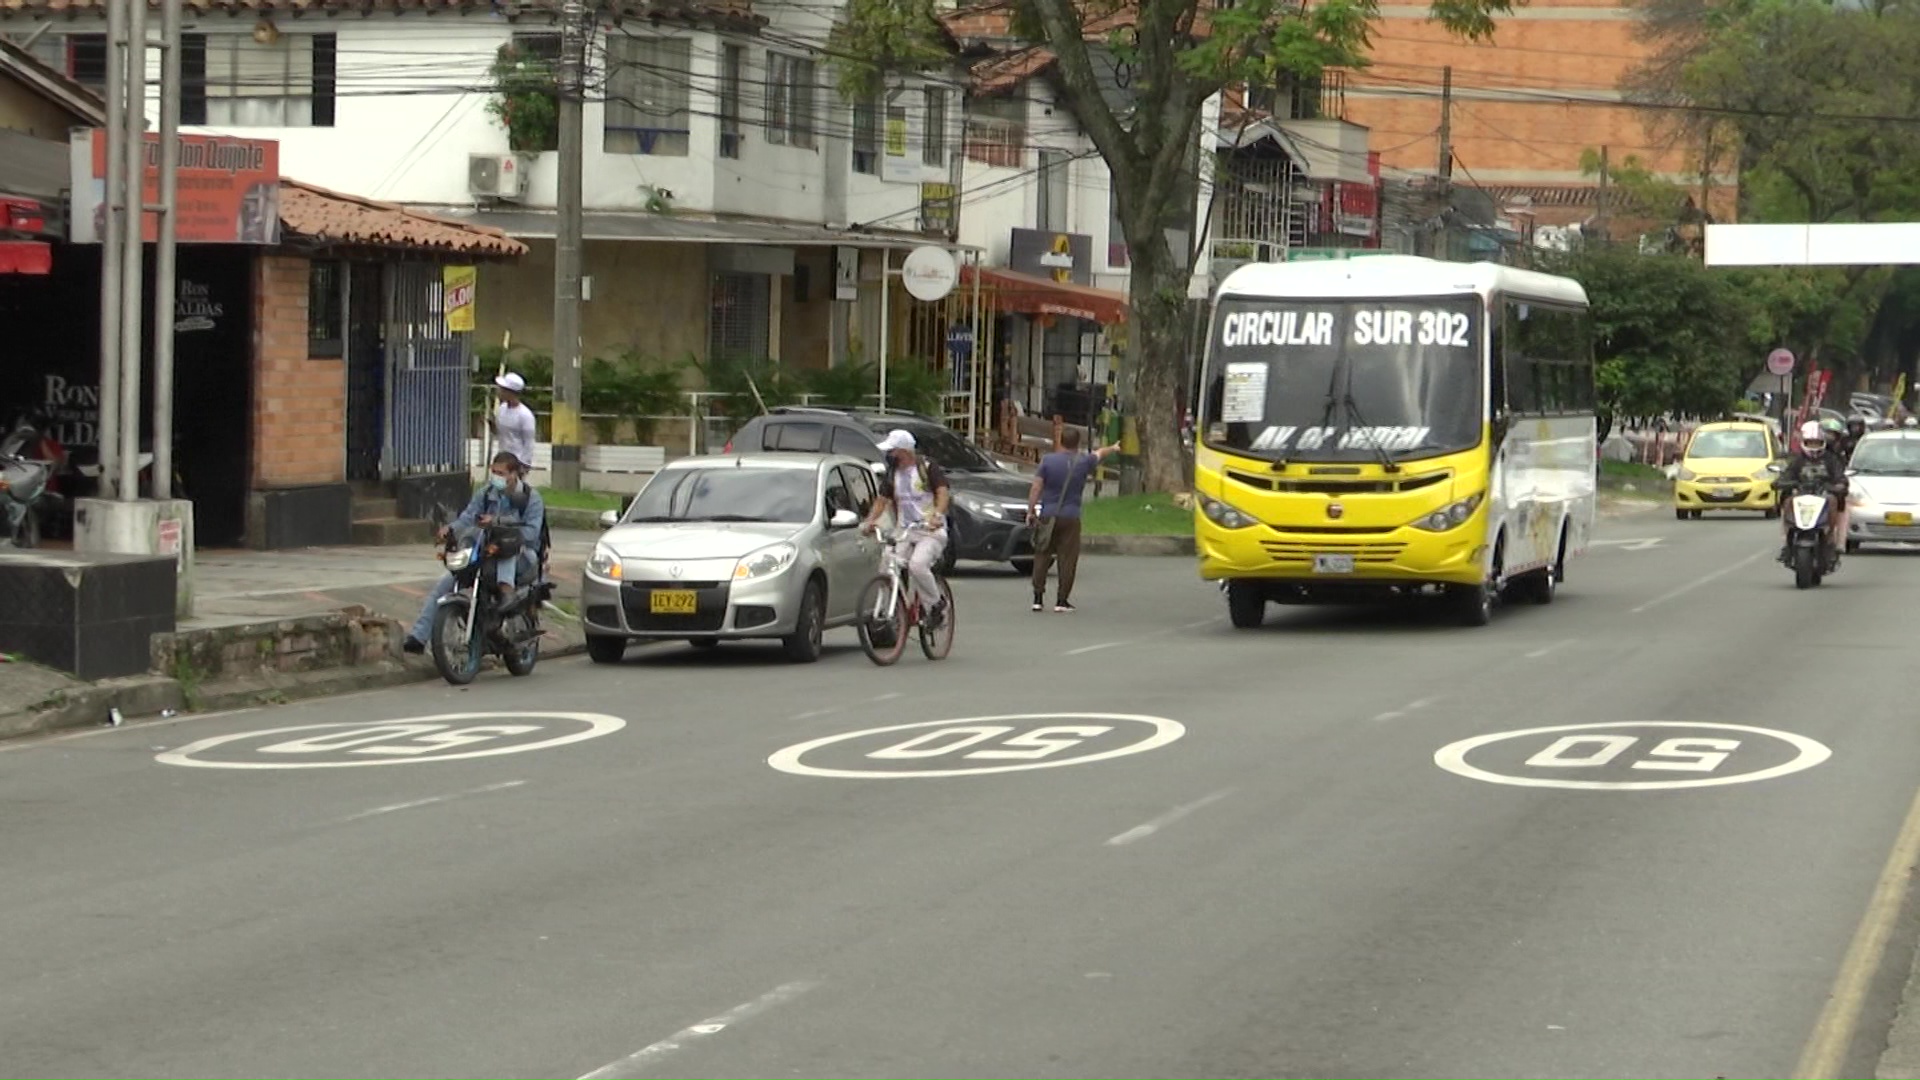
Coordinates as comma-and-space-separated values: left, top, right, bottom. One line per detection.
488, 473, 509, 491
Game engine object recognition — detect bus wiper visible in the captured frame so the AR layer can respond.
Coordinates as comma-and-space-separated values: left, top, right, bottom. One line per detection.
1339, 392, 1402, 473
1274, 358, 1347, 472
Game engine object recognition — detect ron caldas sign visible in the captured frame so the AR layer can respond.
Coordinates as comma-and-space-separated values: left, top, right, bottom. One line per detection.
70, 131, 280, 245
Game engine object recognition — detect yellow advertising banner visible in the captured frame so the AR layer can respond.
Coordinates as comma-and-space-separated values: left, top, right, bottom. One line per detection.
443, 265, 477, 332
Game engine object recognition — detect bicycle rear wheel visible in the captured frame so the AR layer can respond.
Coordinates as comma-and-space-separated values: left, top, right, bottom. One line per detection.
856, 575, 907, 666
918, 578, 954, 660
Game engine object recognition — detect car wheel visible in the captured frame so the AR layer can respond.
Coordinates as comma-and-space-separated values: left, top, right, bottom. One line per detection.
1010, 557, 1034, 577
939, 541, 957, 577
1764, 507, 1781, 520
782, 578, 825, 663
585, 633, 627, 664
1846, 539, 1862, 555
1675, 508, 1689, 521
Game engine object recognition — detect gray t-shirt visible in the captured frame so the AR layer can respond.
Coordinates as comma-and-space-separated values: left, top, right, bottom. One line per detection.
1036, 451, 1095, 519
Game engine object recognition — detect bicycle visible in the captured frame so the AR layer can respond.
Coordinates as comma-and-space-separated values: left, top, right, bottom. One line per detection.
856, 524, 955, 666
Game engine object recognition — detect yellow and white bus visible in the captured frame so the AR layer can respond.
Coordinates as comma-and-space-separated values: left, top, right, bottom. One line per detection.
1192, 255, 1596, 627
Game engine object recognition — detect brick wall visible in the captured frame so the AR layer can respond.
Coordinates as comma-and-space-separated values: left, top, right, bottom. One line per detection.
251, 255, 345, 487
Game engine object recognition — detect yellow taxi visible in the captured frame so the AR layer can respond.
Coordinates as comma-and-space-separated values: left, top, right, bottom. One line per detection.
1672, 420, 1781, 520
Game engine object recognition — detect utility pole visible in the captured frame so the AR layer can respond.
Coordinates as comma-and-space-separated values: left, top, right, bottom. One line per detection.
116, 0, 147, 500
1595, 144, 1611, 243
1437, 65, 1453, 188
97, 0, 125, 500
549, 0, 588, 491
153, 0, 180, 500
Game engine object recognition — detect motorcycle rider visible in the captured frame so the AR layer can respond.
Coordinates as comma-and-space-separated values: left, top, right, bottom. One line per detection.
1774, 420, 1848, 563
402, 451, 546, 655
860, 428, 951, 630
1837, 415, 1869, 465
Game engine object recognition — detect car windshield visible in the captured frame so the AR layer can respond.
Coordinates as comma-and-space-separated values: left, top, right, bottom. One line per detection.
1199, 296, 1483, 462
1687, 430, 1768, 460
625, 467, 815, 524
1849, 438, 1920, 474
873, 423, 997, 472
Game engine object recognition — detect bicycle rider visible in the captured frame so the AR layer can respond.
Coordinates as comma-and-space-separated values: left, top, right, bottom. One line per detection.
860, 429, 951, 629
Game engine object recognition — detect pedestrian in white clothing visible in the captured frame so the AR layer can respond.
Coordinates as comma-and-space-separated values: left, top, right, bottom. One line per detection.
491, 372, 538, 469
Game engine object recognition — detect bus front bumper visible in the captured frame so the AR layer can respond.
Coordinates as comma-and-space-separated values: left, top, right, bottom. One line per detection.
1196, 518, 1488, 588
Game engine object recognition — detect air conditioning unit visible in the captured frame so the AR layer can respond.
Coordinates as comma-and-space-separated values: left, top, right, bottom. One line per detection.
468, 153, 527, 200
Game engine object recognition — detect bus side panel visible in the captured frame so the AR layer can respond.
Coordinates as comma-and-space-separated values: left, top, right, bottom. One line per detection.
1498, 414, 1598, 577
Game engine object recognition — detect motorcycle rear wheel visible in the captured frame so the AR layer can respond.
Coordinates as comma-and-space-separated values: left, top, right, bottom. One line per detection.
503, 612, 540, 677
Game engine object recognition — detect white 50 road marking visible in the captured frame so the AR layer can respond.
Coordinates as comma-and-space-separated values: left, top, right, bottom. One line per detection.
1434, 721, 1829, 790
156, 713, 625, 769
768, 714, 1185, 778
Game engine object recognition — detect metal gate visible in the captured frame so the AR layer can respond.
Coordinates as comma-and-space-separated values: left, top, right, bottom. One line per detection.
383, 262, 471, 477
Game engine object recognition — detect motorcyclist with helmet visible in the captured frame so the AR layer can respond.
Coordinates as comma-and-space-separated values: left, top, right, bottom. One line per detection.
1774, 420, 1849, 563
1836, 415, 1869, 466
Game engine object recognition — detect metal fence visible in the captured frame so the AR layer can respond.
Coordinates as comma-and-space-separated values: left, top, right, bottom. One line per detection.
386, 263, 472, 475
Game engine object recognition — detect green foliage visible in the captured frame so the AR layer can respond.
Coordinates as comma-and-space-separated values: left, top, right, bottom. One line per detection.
580, 349, 688, 443
694, 354, 807, 419
484, 43, 558, 154
871, 358, 946, 418
829, 0, 949, 97
475, 344, 554, 414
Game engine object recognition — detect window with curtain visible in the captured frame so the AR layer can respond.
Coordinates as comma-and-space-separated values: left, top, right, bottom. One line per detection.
604, 35, 691, 156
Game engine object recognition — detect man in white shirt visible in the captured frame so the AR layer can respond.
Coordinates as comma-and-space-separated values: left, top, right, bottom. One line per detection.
491, 372, 538, 469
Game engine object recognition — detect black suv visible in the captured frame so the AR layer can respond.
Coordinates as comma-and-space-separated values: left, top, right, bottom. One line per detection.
726, 407, 1036, 574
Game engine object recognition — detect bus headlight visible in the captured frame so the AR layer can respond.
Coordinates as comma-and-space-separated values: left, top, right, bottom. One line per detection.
1198, 493, 1258, 530
1411, 493, 1484, 532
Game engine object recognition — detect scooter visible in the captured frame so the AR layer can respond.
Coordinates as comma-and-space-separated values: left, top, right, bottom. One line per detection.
1780, 475, 1843, 589
0, 417, 59, 549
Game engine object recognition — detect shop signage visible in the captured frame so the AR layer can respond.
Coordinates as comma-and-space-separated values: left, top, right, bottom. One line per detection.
70, 131, 280, 245
1009, 228, 1092, 285
444, 266, 477, 332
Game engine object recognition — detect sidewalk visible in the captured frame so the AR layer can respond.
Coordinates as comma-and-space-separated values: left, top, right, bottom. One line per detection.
0, 531, 601, 740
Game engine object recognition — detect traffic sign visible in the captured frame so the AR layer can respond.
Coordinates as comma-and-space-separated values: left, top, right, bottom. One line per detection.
1768, 348, 1795, 377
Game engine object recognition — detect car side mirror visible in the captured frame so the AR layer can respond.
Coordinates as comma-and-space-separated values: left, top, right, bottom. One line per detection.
868, 461, 887, 476
598, 510, 618, 529
1767, 461, 1784, 473
829, 508, 860, 529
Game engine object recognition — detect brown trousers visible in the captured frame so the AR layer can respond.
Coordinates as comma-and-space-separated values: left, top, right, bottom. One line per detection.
1031, 516, 1084, 601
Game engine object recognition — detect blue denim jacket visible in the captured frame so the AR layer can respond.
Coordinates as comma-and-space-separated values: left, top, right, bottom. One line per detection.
457, 483, 545, 553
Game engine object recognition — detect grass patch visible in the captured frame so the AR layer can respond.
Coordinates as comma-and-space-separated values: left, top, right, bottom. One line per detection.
1081, 492, 1194, 536
1599, 459, 1671, 497
540, 489, 624, 512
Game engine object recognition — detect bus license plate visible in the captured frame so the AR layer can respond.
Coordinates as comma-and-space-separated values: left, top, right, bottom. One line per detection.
650, 589, 698, 614
1890, 511, 1914, 526
1313, 554, 1355, 574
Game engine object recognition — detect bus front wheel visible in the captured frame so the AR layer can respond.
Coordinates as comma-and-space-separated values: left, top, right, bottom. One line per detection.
1225, 581, 1267, 629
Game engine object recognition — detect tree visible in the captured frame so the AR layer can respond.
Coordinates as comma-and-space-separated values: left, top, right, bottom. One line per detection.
838, 0, 1515, 491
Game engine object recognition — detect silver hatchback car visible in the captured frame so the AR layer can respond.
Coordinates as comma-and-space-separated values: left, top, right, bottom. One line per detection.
580, 453, 885, 663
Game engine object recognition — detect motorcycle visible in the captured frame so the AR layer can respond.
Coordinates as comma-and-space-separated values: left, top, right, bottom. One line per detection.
1780, 474, 1842, 589
0, 416, 60, 549
428, 513, 550, 685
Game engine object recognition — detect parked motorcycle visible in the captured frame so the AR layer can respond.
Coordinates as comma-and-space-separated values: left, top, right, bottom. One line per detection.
0, 416, 59, 549
1780, 474, 1843, 589
428, 512, 549, 685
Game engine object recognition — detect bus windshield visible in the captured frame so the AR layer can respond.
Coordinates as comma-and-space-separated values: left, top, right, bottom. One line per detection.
1201, 296, 1483, 463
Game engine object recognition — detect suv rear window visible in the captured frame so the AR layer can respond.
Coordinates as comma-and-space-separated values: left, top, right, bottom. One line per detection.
832, 426, 882, 461
762, 421, 825, 452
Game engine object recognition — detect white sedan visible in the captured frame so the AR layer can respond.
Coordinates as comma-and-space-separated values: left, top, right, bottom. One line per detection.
1846, 430, 1920, 552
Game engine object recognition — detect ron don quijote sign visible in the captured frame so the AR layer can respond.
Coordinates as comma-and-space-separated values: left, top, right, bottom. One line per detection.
70, 131, 281, 245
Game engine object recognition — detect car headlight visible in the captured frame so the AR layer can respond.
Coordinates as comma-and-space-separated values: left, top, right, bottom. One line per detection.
953, 492, 1004, 520
735, 542, 798, 580
1848, 489, 1869, 507
445, 549, 473, 572
1677, 467, 1698, 482
1197, 493, 1257, 530
1750, 468, 1775, 482
586, 545, 623, 581
1411, 493, 1485, 532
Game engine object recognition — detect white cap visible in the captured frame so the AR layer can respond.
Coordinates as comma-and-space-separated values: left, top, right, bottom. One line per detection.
876, 429, 916, 453
495, 372, 527, 394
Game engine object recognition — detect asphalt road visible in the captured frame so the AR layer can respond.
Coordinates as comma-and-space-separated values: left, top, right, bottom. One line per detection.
6, 507, 1920, 1079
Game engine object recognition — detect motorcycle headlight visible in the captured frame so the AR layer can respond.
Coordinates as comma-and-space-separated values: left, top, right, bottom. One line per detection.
1676, 467, 1697, 482
735, 542, 798, 580
586, 545, 623, 581
954, 492, 1004, 520
1197, 493, 1257, 530
444, 548, 474, 572
1411, 493, 1485, 532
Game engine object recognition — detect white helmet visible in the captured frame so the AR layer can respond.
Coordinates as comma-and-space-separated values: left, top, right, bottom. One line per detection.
1801, 420, 1827, 451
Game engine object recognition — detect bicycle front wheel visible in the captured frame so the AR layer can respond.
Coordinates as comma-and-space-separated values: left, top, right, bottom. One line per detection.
919, 578, 954, 660
856, 575, 908, 667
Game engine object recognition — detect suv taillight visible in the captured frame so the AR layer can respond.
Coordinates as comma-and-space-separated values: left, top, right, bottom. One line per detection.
723, 441, 732, 453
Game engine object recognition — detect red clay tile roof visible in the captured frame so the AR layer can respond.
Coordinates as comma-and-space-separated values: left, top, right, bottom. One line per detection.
943, 3, 1143, 93
0, 0, 755, 20
279, 178, 527, 257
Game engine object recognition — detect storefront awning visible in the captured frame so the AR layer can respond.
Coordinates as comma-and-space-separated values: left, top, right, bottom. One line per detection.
962, 265, 1128, 325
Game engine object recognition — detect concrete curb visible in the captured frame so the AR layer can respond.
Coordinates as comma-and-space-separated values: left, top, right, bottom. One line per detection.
547, 506, 611, 532
1880, 943, 1920, 1079
0, 675, 186, 742
1081, 534, 1195, 557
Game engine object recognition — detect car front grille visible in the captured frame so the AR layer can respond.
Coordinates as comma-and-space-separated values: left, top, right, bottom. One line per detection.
1261, 539, 1407, 564
622, 582, 730, 632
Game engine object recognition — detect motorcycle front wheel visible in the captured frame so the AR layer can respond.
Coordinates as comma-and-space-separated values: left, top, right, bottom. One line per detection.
431, 599, 484, 685
1793, 545, 1818, 590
